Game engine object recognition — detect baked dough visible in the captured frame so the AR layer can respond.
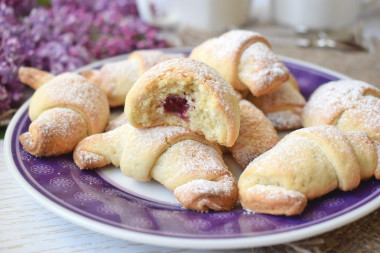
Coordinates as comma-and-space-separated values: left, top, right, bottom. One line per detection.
19, 72, 109, 156
108, 99, 279, 169
229, 100, 280, 169
190, 30, 289, 96
124, 58, 240, 147
238, 125, 379, 215
248, 74, 306, 130
82, 50, 185, 107
302, 80, 380, 143
74, 123, 238, 212
18, 66, 54, 90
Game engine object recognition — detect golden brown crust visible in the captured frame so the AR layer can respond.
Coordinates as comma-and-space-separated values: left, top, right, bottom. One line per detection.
344, 131, 378, 180
190, 30, 289, 96
18, 67, 54, 90
295, 127, 361, 191
375, 143, 380, 179
238, 125, 378, 215
124, 58, 240, 147
248, 74, 306, 131
302, 80, 380, 143
83, 59, 139, 107
81, 50, 185, 107
73, 128, 122, 169
29, 73, 109, 135
74, 123, 222, 178
128, 50, 185, 75
154, 140, 238, 211
20, 72, 109, 157
174, 174, 238, 212
229, 100, 280, 169
80, 69, 100, 83
20, 108, 87, 156
73, 124, 237, 212
119, 124, 222, 181
240, 185, 307, 216
190, 30, 271, 91
237, 42, 289, 96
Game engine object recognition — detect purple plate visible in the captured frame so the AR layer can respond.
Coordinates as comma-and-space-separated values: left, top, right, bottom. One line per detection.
5, 49, 380, 250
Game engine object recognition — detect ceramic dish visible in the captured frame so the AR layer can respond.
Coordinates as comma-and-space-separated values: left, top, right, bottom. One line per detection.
5, 49, 380, 250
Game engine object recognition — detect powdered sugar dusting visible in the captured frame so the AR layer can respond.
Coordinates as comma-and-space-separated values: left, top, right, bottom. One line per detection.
176, 174, 235, 197
348, 95, 380, 141
238, 42, 289, 91
170, 140, 225, 177
103, 59, 139, 85
39, 73, 108, 133
45, 73, 97, 111
126, 123, 192, 149
20, 107, 88, 156
77, 150, 104, 168
303, 80, 380, 126
169, 140, 237, 211
300, 125, 352, 153
212, 30, 264, 59
252, 134, 315, 174
266, 110, 302, 130
35, 107, 85, 139
248, 185, 305, 201
252, 125, 349, 176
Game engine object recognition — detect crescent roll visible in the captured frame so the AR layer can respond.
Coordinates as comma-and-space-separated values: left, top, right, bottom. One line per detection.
124, 58, 240, 147
248, 74, 306, 130
302, 80, 380, 143
238, 125, 379, 216
229, 100, 280, 169
74, 123, 238, 212
190, 30, 289, 96
82, 50, 185, 107
19, 72, 109, 156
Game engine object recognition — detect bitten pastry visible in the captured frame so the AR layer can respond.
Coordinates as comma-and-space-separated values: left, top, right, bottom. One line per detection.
190, 30, 289, 96
302, 80, 380, 143
82, 50, 185, 107
229, 100, 280, 169
124, 58, 240, 147
248, 74, 306, 130
74, 123, 238, 212
19, 72, 109, 156
238, 125, 380, 216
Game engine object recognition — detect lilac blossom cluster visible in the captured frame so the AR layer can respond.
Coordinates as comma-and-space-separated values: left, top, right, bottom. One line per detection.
0, 0, 168, 114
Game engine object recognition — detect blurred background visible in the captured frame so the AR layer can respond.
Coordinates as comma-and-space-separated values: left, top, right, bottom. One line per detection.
1, 0, 380, 126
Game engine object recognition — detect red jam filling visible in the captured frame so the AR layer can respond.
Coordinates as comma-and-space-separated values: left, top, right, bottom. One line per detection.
163, 95, 190, 120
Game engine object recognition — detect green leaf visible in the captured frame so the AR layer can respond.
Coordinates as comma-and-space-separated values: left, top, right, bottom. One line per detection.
37, 0, 51, 6
0, 126, 6, 140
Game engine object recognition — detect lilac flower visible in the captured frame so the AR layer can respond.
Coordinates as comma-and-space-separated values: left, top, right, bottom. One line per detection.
1, 0, 36, 16
0, 0, 168, 115
0, 3, 28, 113
0, 85, 11, 112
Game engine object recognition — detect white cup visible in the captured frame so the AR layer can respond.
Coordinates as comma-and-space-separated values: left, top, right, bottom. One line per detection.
137, 0, 251, 33
273, 0, 362, 31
